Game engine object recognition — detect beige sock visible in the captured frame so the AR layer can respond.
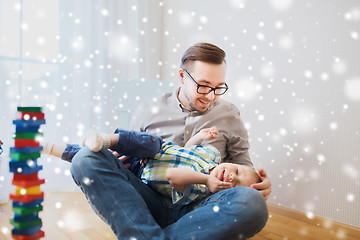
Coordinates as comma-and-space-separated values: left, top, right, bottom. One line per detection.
82, 130, 111, 152
40, 139, 54, 155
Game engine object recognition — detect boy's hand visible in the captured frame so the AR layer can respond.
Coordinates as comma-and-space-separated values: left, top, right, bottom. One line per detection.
198, 126, 219, 141
206, 175, 232, 193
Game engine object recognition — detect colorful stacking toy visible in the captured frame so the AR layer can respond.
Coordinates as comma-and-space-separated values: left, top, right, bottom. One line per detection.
9, 107, 45, 240
0, 139, 3, 155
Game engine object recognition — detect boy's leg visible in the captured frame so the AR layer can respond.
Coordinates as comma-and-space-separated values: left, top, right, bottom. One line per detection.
112, 128, 163, 159
81, 129, 163, 159
165, 187, 268, 240
70, 147, 170, 240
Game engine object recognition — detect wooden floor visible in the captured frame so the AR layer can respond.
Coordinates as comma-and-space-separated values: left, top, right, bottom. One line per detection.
0, 192, 358, 240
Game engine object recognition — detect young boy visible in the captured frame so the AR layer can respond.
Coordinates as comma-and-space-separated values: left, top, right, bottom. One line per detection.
42, 127, 260, 205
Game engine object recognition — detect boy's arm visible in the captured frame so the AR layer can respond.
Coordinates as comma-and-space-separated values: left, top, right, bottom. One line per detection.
166, 168, 231, 193
185, 126, 218, 148
184, 134, 203, 148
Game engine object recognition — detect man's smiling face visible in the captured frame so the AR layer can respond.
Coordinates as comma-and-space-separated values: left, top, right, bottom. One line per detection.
179, 61, 227, 112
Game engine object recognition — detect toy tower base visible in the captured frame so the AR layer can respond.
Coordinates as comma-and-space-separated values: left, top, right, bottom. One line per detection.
9, 107, 45, 240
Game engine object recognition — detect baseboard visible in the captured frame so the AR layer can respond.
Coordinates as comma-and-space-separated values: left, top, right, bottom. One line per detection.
0, 192, 9, 204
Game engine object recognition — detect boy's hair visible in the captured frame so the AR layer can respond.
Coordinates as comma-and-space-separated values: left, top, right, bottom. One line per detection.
181, 42, 226, 70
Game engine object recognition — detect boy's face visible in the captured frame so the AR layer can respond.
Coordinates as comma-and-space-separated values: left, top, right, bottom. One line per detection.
210, 163, 258, 187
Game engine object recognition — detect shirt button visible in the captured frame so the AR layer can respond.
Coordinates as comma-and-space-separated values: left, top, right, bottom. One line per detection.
186, 131, 189, 134
152, 138, 156, 142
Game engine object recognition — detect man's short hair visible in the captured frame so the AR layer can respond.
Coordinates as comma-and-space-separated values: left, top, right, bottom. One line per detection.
181, 42, 226, 70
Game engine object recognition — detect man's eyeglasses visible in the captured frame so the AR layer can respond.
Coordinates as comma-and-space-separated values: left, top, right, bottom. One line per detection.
183, 69, 228, 96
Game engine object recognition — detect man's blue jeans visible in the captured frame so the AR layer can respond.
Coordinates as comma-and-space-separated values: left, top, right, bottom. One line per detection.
70, 147, 268, 240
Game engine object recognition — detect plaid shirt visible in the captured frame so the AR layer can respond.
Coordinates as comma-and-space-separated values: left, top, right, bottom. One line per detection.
141, 142, 220, 206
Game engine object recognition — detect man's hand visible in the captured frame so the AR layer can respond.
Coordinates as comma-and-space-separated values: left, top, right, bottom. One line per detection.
108, 150, 131, 168
250, 168, 271, 201
206, 175, 232, 193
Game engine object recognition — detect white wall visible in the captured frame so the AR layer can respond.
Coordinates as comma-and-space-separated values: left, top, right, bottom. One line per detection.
0, 0, 358, 229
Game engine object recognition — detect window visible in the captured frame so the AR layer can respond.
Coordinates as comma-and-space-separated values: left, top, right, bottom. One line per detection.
0, 0, 59, 106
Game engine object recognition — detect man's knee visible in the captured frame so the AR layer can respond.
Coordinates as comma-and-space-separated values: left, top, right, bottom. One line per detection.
199, 187, 267, 239
208, 187, 267, 218
232, 187, 268, 237
238, 187, 267, 213
70, 147, 99, 184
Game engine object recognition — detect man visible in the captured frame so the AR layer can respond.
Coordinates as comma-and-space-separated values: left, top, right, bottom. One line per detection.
131, 42, 271, 200
71, 42, 270, 239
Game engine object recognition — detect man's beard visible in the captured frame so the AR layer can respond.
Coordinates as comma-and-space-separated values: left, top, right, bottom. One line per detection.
188, 96, 209, 112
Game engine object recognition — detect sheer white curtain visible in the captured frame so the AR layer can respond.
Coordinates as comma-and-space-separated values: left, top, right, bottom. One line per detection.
57, 0, 164, 135
0, 0, 168, 201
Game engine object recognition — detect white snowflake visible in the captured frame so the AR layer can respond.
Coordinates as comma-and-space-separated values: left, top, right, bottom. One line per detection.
213, 205, 220, 212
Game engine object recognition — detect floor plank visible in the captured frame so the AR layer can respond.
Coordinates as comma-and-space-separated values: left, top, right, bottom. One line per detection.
250, 204, 360, 240
0, 192, 116, 240
0, 192, 358, 240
